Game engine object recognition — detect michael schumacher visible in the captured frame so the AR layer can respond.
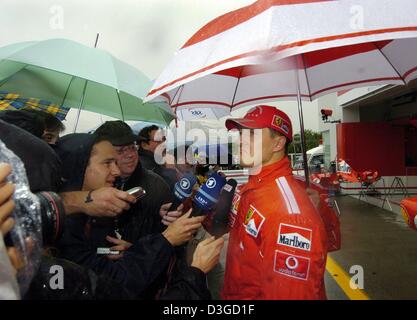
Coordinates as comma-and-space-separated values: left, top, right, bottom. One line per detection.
222, 105, 328, 300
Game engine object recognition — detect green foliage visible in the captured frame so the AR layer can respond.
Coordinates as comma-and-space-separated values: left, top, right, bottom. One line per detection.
289, 129, 322, 153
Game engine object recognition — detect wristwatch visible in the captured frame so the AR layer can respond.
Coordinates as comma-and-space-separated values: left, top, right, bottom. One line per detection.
85, 190, 94, 203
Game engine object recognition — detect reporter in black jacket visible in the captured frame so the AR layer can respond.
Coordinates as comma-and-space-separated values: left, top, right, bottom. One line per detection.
55, 133, 220, 299
95, 121, 175, 240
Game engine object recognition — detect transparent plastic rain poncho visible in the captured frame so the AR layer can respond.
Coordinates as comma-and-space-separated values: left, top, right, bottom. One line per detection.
0, 232, 19, 299
0, 139, 42, 297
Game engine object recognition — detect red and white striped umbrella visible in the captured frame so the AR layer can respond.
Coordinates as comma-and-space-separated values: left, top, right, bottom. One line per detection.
146, 0, 417, 121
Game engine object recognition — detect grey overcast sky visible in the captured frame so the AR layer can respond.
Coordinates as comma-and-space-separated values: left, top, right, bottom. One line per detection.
0, 0, 319, 133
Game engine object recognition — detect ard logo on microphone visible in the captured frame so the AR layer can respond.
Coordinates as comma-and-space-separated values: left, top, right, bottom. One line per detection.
206, 177, 217, 188
180, 178, 190, 189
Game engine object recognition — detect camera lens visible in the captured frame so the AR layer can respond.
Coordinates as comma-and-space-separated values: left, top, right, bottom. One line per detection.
36, 192, 66, 246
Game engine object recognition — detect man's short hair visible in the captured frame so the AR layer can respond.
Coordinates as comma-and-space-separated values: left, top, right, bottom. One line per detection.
23, 108, 65, 132
137, 125, 160, 145
95, 120, 136, 146
269, 128, 289, 155
89, 134, 114, 157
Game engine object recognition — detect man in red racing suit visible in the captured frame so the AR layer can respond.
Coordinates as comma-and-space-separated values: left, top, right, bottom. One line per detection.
221, 105, 328, 300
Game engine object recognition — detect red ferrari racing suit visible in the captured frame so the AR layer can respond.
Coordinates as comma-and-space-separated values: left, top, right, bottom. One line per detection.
222, 157, 328, 300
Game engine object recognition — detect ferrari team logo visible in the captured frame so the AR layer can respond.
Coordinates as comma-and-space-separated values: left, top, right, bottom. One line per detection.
244, 206, 254, 225
243, 205, 265, 238
274, 115, 283, 126
272, 115, 289, 134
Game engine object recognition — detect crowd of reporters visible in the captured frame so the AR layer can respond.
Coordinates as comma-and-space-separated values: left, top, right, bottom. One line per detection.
0, 109, 228, 300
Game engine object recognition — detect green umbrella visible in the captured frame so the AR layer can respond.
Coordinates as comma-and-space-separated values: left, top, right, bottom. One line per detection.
0, 38, 175, 129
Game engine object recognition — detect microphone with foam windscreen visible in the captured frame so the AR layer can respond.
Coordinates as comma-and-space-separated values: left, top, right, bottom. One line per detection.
210, 178, 238, 238
170, 173, 198, 211
192, 172, 227, 217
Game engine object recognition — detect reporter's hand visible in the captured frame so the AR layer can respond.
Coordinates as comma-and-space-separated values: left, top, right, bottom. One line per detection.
61, 187, 136, 217
160, 203, 184, 226
191, 236, 225, 274
0, 163, 15, 236
86, 187, 137, 216
105, 235, 132, 261
162, 209, 205, 246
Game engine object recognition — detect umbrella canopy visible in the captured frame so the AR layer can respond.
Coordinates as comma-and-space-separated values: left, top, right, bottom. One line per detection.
0, 38, 175, 127
146, 0, 417, 120
0, 91, 70, 120
147, 0, 417, 184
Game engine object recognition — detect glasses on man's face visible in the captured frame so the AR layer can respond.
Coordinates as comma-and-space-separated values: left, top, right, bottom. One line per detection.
115, 143, 138, 156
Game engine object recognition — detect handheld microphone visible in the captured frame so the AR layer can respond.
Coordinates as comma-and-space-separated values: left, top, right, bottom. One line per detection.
192, 172, 227, 217
170, 173, 198, 210
210, 179, 238, 238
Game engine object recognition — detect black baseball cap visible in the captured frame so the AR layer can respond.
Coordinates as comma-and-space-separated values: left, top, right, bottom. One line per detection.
95, 120, 136, 146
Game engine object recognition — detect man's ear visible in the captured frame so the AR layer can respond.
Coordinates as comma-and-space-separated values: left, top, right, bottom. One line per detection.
272, 135, 286, 153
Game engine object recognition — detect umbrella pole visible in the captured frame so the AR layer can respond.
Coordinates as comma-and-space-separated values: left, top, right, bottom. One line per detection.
94, 33, 100, 48
59, 75, 75, 112
73, 79, 88, 133
296, 91, 310, 187
294, 57, 310, 187
173, 85, 184, 127
116, 90, 125, 121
